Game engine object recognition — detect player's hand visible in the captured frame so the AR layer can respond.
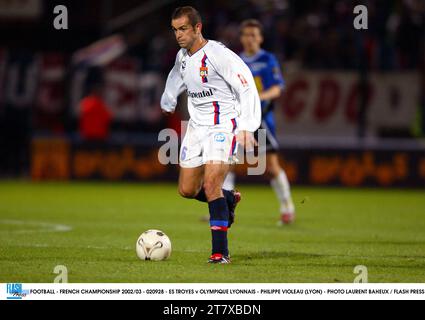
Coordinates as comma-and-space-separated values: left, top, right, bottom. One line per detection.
236, 130, 257, 152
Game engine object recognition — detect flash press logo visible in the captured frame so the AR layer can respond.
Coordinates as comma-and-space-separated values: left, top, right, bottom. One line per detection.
6, 283, 30, 300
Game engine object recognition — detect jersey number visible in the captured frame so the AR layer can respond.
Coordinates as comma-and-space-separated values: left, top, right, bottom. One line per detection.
237, 74, 248, 87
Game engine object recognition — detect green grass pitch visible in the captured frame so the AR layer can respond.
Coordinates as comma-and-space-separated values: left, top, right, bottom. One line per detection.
0, 181, 424, 283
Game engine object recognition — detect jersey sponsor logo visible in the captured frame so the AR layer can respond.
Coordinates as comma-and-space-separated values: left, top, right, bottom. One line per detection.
214, 133, 226, 143
187, 88, 214, 99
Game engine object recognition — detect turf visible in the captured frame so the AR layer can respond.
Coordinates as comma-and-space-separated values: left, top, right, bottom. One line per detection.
0, 181, 424, 283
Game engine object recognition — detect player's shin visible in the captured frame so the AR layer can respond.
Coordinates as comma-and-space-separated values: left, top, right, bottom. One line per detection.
208, 197, 229, 256
271, 170, 291, 203
271, 170, 295, 224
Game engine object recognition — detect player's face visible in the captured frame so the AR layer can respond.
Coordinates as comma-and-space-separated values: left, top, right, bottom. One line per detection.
171, 16, 200, 50
240, 27, 263, 54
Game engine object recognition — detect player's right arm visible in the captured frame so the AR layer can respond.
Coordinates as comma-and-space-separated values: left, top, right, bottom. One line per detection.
259, 85, 281, 101
160, 51, 186, 114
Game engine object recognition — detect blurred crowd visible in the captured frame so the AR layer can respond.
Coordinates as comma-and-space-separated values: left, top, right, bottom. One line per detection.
0, 0, 424, 177
129, 0, 424, 72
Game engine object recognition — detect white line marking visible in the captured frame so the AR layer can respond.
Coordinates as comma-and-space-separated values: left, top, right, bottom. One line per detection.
0, 219, 73, 234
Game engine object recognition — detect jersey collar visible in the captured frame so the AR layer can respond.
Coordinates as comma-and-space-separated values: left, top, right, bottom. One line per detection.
187, 40, 209, 57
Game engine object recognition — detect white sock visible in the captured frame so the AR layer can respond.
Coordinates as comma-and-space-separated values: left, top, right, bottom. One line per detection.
223, 171, 236, 191
270, 170, 291, 204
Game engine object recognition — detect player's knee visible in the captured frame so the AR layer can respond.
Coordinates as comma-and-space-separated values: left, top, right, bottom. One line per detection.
266, 162, 281, 178
178, 186, 198, 199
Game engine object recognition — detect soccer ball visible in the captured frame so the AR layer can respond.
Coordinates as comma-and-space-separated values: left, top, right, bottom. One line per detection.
136, 229, 172, 261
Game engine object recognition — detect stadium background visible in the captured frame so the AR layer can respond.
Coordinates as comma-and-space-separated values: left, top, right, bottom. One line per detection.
0, 0, 424, 283
0, 0, 423, 187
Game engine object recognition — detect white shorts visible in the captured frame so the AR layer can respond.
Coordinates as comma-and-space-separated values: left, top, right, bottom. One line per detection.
180, 119, 238, 168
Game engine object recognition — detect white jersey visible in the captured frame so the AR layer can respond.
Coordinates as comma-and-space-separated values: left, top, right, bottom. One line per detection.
161, 40, 261, 132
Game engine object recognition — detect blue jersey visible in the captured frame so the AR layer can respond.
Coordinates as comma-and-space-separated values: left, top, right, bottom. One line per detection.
239, 49, 284, 114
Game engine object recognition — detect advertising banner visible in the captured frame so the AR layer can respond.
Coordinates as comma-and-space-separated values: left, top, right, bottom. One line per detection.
275, 71, 419, 138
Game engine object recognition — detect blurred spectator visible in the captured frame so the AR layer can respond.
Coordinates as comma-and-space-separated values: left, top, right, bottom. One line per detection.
79, 83, 113, 141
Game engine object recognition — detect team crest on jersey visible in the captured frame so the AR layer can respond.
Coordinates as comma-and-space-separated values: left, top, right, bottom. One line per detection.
200, 66, 208, 78
200, 53, 208, 83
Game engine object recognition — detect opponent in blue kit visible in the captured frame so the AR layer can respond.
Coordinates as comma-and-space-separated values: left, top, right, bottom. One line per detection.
223, 19, 295, 224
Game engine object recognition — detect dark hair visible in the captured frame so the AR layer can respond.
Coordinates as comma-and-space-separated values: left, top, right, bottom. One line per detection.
240, 19, 263, 35
171, 6, 202, 27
